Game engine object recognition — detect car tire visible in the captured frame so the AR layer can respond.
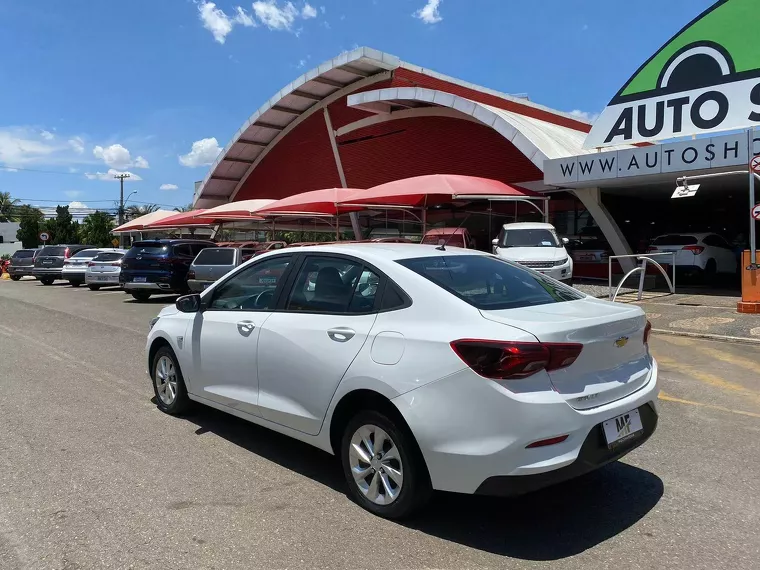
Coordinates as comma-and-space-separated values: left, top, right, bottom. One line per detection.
69, 281, 81, 287
340, 410, 432, 520
88, 285, 101, 291
705, 259, 717, 283
10, 275, 20, 281
131, 291, 151, 301
151, 346, 192, 415
40, 278, 54, 286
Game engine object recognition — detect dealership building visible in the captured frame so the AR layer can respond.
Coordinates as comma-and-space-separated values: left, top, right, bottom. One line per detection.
193, 42, 759, 276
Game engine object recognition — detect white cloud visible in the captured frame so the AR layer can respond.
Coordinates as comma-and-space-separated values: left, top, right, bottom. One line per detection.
93, 143, 149, 170
3, 167, 18, 172
569, 109, 600, 124
68, 167, 79, 173
320, 5, 325, 14
68, 136, 85, 154
179, 137, 222, 167
68, 201, 89, 209
414, 0, 442, 24
235, 6, 257, 27
296, 58, 307, 68
253, 1, 299, 31
64, 190, 83, 199
301, 3, 317, 19
160, 183, 179, 191
40, 130, 55, 141
198, 1, 256, 43
85, 168, 143, 181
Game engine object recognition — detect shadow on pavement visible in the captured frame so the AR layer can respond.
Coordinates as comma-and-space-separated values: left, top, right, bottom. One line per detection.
124, 294, 180, 305
180, 406, 663, 559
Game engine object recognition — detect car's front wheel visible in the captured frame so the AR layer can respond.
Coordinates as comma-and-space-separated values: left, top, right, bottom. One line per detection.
10, 275, 20, 281
340, 410, 431, 519
88, 285, 101, 291
69, 281, 82, 287
151, 346, 191, 415
40, 278, 54, 286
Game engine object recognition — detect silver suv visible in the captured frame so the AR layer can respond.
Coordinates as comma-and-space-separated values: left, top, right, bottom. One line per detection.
186, 246, 257, 292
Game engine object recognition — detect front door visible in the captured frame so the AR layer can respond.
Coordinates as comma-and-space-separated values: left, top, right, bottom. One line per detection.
257, 255, 381, 435
191, 255, 294, 416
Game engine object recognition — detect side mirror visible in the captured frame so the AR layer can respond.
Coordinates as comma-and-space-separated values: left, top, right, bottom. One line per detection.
176, 293, 202, 313
562, 237, 570, 245
492, 238, 499, 246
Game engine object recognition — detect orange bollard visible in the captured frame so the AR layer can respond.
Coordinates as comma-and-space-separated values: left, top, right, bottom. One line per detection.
737, 251, 760, 314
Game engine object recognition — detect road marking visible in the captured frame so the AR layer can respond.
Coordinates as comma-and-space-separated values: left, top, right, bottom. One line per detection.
659, 392, 760, 419
658, 335, 760, 372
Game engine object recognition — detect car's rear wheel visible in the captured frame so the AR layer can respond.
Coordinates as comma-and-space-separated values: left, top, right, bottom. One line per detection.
69, 281, 81, 287
10, 275, 20, 281
151, 346, 191, 415
40, 278, 54, 285
131, 291, 151, 301
705, 259, 717, 283
88, 284, 101, 291
341, 410, 431, 519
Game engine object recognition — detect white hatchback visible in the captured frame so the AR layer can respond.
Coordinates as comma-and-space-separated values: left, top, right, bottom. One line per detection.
146, 244, 658, 519
85, 249, 128, 290
492, 222, 574, 283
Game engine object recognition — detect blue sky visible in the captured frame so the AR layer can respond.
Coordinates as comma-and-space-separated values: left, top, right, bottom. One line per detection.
0, 0, 716, 211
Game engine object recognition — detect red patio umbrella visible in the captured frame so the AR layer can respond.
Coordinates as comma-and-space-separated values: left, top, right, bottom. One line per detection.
253, 188, 366, 217
144, 209, 219, 229
340, 174, 542, 208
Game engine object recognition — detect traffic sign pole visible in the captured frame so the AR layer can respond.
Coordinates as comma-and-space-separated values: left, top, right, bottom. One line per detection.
749, 131, 758, 268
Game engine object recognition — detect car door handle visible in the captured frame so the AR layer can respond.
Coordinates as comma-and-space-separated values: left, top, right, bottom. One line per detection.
237, 320, 256, 336
327, 327, 355, 343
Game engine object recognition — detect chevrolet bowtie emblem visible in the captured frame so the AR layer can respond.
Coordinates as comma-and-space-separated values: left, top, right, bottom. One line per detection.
614, 336, 629, 348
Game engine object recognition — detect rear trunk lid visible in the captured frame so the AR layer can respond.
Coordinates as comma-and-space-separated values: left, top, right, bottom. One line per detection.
11, 252, 37, 267
480, 297, 651, 409
35, 246, 68, 269
122, 244, 170, 272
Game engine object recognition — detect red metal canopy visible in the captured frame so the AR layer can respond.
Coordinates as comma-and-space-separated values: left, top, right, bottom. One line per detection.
253, 188, 365, 217
146, 209, 218, 229
340, 174, 542, 208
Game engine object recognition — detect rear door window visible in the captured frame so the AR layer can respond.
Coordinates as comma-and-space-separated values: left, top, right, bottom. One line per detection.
398, 255, 583, 310
93, 252, 124, 262
12, 250, 35, 259
126, 244, 168, 257
193, 248, 235, 266
173, 244, 194, 258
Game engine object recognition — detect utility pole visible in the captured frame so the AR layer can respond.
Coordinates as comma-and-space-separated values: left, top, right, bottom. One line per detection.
115, 173, 130, 225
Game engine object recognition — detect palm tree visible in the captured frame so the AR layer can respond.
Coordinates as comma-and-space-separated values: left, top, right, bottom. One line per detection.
126, 204, 160, 220
173, 203, 194, 212
0, 191, 20, 222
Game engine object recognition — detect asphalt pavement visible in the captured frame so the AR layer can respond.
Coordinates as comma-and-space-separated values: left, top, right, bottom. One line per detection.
1, 277, 759, 569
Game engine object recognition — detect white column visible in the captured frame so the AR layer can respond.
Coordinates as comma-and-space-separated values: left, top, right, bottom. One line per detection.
573, 187, 635, 273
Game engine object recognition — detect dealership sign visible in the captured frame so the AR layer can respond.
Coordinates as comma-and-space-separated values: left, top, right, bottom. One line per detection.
584, 0, 760, 148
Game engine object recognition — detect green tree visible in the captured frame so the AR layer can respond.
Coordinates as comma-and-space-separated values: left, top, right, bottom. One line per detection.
126, 204, 159, 220
173, 203, 194, 212
80, 211, 115, 247
0, 191, 20, 222
15, 205, 45, 248
49, 205, 79, 244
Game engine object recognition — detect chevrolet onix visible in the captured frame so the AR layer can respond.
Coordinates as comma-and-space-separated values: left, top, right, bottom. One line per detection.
146, 244, 658, 519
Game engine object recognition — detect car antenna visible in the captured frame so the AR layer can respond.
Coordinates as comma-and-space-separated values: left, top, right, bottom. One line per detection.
436, 212, 472, 251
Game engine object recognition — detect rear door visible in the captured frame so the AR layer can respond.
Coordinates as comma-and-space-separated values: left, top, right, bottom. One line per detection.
256, 254, 381, 435
35, 246, 67, 269
703, 235, 736, 273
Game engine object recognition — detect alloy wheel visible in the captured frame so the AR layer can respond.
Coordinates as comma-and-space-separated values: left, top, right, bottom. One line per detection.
155, 355, 178, 406
348, 424, 404, 505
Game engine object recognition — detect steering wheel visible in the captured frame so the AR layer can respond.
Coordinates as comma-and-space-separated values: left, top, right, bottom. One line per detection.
253, 290, 274, 309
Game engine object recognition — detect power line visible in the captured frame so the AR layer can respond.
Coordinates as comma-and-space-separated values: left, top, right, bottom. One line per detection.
0, 165, 83, 176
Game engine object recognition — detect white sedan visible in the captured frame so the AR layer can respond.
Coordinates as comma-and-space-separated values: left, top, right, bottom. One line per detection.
147, 244, 659, 519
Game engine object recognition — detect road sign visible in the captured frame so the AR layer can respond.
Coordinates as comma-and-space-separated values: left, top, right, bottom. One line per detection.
111, 238, 120, 247
752, 156, 760, 174
39, 232, 50, 242
752, 204, 760, 221
672, 184, 700, 199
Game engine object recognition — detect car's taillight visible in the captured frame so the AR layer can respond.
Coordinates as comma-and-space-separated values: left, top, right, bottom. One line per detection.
187, 269, 195, 279
64, 247, 71, 258
644, 321, 652, 346
87, 262, 95, 267
450, 340, 583, 380
683, 245, 705, 255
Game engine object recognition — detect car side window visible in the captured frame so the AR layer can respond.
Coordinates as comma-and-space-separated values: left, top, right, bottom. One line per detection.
208, 256, 291, 311
173, 244, 193, 257
190, 243, 208, 256
286, 256, 380, 314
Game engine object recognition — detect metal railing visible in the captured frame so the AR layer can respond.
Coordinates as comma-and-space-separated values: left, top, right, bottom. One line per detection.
608, 253, 676, 302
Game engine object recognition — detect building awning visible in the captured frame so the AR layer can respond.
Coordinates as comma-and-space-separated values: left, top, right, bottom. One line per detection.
113, 210, 176, 232
199, 199, 276, 219
145, 210, 218, 229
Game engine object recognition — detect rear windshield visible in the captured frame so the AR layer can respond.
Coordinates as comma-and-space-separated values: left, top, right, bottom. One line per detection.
125, 244, 169, 257
398, 255, 583, 310
12, 250, 35, 259
93, 252, 124, 262
38, 246, 67, 256
421, 234, 465, 248
652, 235, 698, 246
71, 249, 103, 258
500, 229, 559, 248
193, 248, 235, 265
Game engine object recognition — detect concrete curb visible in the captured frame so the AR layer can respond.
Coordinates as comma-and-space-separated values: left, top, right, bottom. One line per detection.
652, 328, 760, 346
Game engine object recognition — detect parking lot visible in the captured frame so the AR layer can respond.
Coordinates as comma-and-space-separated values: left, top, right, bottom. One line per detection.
1, 278, 759, 570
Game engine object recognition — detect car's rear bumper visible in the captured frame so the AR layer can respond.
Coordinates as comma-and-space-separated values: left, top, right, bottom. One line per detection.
123, 282, 170, 291
86, 273, 121, 285
62, 270, 87, 281
475, 402, 658, 496
8, 267, 34, 276
33, 268, 63, 279
187, 279, 213, 292
393, 358, 659, 495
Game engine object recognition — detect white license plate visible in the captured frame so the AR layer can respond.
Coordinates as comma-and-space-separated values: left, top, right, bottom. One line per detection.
97, 276, 109, 281
577, 254, 595, 261
134, 277, 147, 283
603, 409, 644, 448
202, 282, 210, 289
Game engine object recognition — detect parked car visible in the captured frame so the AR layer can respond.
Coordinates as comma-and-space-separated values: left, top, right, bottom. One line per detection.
6, 249, 40, 280
62, 248, 116, 287
492, 222, 573, 284
568, 239, 613, 265
33, 245, 95, 285
147, 244, 658, 519
187, 246, 257, 292
120, 239, 214, 301
646, 233, 737, 278
421, 228, 476, 249
252, 241, 287, 255
85, 250, 128, 290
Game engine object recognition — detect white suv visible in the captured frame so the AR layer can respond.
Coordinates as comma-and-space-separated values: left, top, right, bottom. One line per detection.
492, 222, 573, 283
647, 233, 737, 277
